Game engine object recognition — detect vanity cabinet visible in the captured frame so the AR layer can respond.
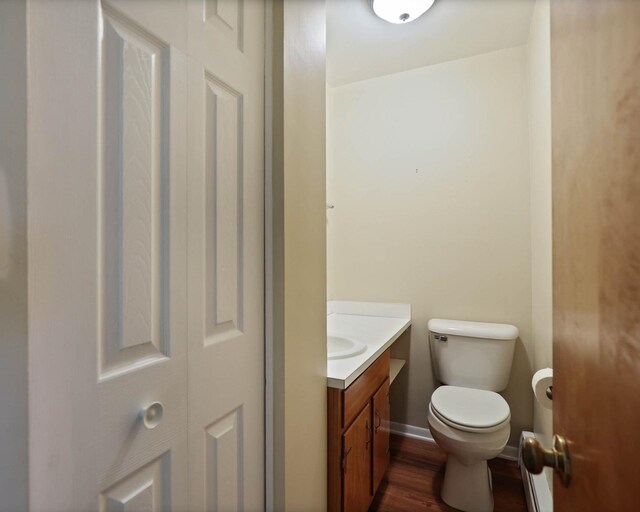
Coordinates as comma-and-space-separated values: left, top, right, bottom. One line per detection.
328, 350, 391, 512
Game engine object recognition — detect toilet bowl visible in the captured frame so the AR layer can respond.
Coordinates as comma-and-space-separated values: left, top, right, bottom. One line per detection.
427, 386, 510, 512
427, 319, 518, 512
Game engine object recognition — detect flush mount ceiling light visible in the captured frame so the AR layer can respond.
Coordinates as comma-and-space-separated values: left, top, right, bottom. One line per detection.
371, 0, 436, 24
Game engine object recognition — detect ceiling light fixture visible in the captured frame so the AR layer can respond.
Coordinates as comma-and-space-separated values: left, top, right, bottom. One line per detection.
371, 0, 436, 24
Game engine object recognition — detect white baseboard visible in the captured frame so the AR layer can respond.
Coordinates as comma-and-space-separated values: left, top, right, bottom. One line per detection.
389, 421, 519, 462
501, 444, 519, 461
389, 421, 434, 442
519, 431, 553, 512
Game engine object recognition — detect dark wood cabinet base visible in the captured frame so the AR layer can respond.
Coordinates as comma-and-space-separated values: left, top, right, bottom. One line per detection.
328, 350, 391, 512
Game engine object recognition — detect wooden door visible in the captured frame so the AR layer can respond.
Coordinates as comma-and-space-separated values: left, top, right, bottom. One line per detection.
372, 378, 390, 493
186, 0, 265, 510
343, 403, 373, 512
551, 0, 640, 510
28, 1, 189, 509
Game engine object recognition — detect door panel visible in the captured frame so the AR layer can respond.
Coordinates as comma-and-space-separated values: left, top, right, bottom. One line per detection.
551, 0, 640, 510
202, 73, 244, 346
29, 1, 189, 509
204, 408, 243, 511
28, 0, 264, 509
204, 0, 244, 52
99, 453, 169, 512
372, 378, 390, 493
100, 3, 173, 376
186, 0, 265, 510
343, 403, 372, 512
98, 2, 190, 503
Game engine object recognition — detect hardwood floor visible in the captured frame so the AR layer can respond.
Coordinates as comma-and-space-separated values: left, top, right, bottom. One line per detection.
370, 435, 528, 512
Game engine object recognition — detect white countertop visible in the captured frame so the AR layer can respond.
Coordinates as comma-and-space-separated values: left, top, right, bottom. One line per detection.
327, 301, 411, 389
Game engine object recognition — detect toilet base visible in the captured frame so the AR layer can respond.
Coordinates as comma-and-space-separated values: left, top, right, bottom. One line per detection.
441, 455, 494, 512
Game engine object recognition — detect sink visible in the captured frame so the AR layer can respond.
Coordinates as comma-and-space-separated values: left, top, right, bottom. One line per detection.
328, 335, 366, 360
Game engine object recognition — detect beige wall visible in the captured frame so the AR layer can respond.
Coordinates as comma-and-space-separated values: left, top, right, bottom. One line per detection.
269, 1, 327, 510
327, 47, 533, 445
527, 0, 553, 489
0, 0, 29, 509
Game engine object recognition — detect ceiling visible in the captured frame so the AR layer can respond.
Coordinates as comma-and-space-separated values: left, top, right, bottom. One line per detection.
327, 0, 535, 87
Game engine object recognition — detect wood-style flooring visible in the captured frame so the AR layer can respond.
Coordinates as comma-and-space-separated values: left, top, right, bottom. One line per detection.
370, 434, 528, 512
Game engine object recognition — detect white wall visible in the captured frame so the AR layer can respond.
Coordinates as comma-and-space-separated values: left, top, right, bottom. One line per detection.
0, 1, 29, 509
327, 46, 533, 445
527, 0, 553, 490
269, 1, 328, 510
282, 0, 328, 507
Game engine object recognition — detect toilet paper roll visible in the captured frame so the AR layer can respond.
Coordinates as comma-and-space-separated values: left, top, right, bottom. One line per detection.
532, 368, 553, 410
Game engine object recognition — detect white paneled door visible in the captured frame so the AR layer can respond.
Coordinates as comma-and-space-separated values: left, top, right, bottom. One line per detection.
186, 0, 265, 510
27, 1, 264, 510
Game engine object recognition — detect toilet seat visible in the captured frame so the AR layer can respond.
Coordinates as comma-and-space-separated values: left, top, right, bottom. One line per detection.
430, 386, 510, 433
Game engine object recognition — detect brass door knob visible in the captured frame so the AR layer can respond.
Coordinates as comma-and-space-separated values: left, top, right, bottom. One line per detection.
521, 434, 572, 487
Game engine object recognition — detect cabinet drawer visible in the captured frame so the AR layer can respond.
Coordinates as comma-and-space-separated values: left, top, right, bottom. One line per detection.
343, 350, 390, 428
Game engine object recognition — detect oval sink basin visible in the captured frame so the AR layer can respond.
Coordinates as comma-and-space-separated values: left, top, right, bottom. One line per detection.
328, 336, 366, 360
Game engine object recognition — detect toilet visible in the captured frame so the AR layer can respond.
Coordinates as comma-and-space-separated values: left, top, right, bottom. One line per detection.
427, 319, 518, 512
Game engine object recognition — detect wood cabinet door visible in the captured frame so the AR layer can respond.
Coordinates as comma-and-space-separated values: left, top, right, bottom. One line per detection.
342, 403, 372, 512
372, 378, 390, 492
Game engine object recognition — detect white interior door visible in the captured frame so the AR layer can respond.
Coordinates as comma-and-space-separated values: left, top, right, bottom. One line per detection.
27, 1, 264, 510
29, 1, 189, 509
186, 1, 265, 510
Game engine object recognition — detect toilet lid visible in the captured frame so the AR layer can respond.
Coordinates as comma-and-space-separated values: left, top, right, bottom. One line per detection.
430, 386, 510, 429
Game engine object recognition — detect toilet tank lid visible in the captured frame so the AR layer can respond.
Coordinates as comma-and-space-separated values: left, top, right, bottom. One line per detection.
428, 318, 519, 341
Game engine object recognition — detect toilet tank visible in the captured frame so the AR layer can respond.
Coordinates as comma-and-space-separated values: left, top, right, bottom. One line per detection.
428, 319, 518, 392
